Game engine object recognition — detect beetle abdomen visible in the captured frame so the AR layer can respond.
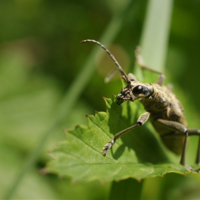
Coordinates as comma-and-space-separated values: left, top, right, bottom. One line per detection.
161, 133, 185, 155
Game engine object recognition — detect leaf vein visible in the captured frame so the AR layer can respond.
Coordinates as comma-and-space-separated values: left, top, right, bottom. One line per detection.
68, 131, 114, 162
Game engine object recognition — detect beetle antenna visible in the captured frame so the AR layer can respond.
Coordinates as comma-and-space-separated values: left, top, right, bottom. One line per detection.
81, 39, 130, 83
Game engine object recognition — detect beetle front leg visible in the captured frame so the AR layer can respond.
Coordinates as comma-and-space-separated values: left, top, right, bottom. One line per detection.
105, 70, 137, 83
103, 112, 150, 155
104, 68, 120, 83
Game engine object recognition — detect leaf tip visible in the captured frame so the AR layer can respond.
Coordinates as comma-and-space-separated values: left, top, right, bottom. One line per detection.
138, 179, 142, 183
47, 149, 53, 154
75, 125, 80, 129
71, 180, 77, 185
58, 174, 64, 179
101, 180, 106, 185
39, 168, 48, 175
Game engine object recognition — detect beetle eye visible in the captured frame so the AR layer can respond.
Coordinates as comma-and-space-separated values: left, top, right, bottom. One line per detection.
133, 85, 143, 94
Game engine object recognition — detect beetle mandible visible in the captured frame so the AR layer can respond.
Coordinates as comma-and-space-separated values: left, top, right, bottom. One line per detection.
82, 39, 200, 172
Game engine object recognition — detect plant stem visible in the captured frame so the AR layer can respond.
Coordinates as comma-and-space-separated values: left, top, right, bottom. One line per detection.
109, 179, 143, 200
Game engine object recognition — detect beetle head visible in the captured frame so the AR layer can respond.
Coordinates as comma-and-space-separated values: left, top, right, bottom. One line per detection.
117, 79, 153, 105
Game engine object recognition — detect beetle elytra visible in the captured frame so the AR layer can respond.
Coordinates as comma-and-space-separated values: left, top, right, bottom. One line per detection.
82, 39, 200, 172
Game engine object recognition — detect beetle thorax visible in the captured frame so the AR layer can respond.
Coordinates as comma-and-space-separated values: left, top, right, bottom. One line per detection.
140, 84, 170, 113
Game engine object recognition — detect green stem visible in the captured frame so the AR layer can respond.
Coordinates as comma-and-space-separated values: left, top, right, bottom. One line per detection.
109, 179, 143, 200
4, 1, 134, 199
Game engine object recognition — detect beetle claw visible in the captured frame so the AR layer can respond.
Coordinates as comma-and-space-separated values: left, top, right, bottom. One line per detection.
102, 139, 115, 156
184, 164, 200, 173
102, 143, 112, 156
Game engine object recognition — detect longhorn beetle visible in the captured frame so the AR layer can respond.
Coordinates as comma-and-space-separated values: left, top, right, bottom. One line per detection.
82, 39, 200, 172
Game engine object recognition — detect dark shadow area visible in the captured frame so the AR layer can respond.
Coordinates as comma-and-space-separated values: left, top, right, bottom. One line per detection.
108, 97, 170, 164
111, 143, 127, 160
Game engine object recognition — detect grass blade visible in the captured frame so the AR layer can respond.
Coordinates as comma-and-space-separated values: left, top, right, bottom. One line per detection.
140, 0, 173, 71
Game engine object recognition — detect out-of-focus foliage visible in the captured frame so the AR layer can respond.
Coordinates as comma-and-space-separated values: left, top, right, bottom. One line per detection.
1, 0, 200, 199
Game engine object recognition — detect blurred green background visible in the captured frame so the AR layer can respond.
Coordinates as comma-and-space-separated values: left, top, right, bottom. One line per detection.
1, 0, 200, 199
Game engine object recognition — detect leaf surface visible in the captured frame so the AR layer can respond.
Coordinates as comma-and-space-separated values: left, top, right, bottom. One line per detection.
46, 97, 190, 182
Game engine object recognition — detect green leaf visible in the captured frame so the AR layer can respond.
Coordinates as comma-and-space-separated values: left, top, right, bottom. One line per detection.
46, 96, 190, 182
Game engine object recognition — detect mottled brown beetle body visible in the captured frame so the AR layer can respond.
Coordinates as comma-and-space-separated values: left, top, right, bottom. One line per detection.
82, 39, 200, 172
141, 83, 187, 155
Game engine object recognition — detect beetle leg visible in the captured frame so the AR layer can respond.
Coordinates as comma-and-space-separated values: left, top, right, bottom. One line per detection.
187, 129, 200, 166
103, 112, 150, 155
135, 46, 165, 86
196, 137, 200, 166
156, 74, 165, 86
105, 70, 138, 85
105, 71, 138, 85
127, 73, 137, 81
156, 119, 200, 172
167, 83, 173, 91
104, 68, 120, 83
